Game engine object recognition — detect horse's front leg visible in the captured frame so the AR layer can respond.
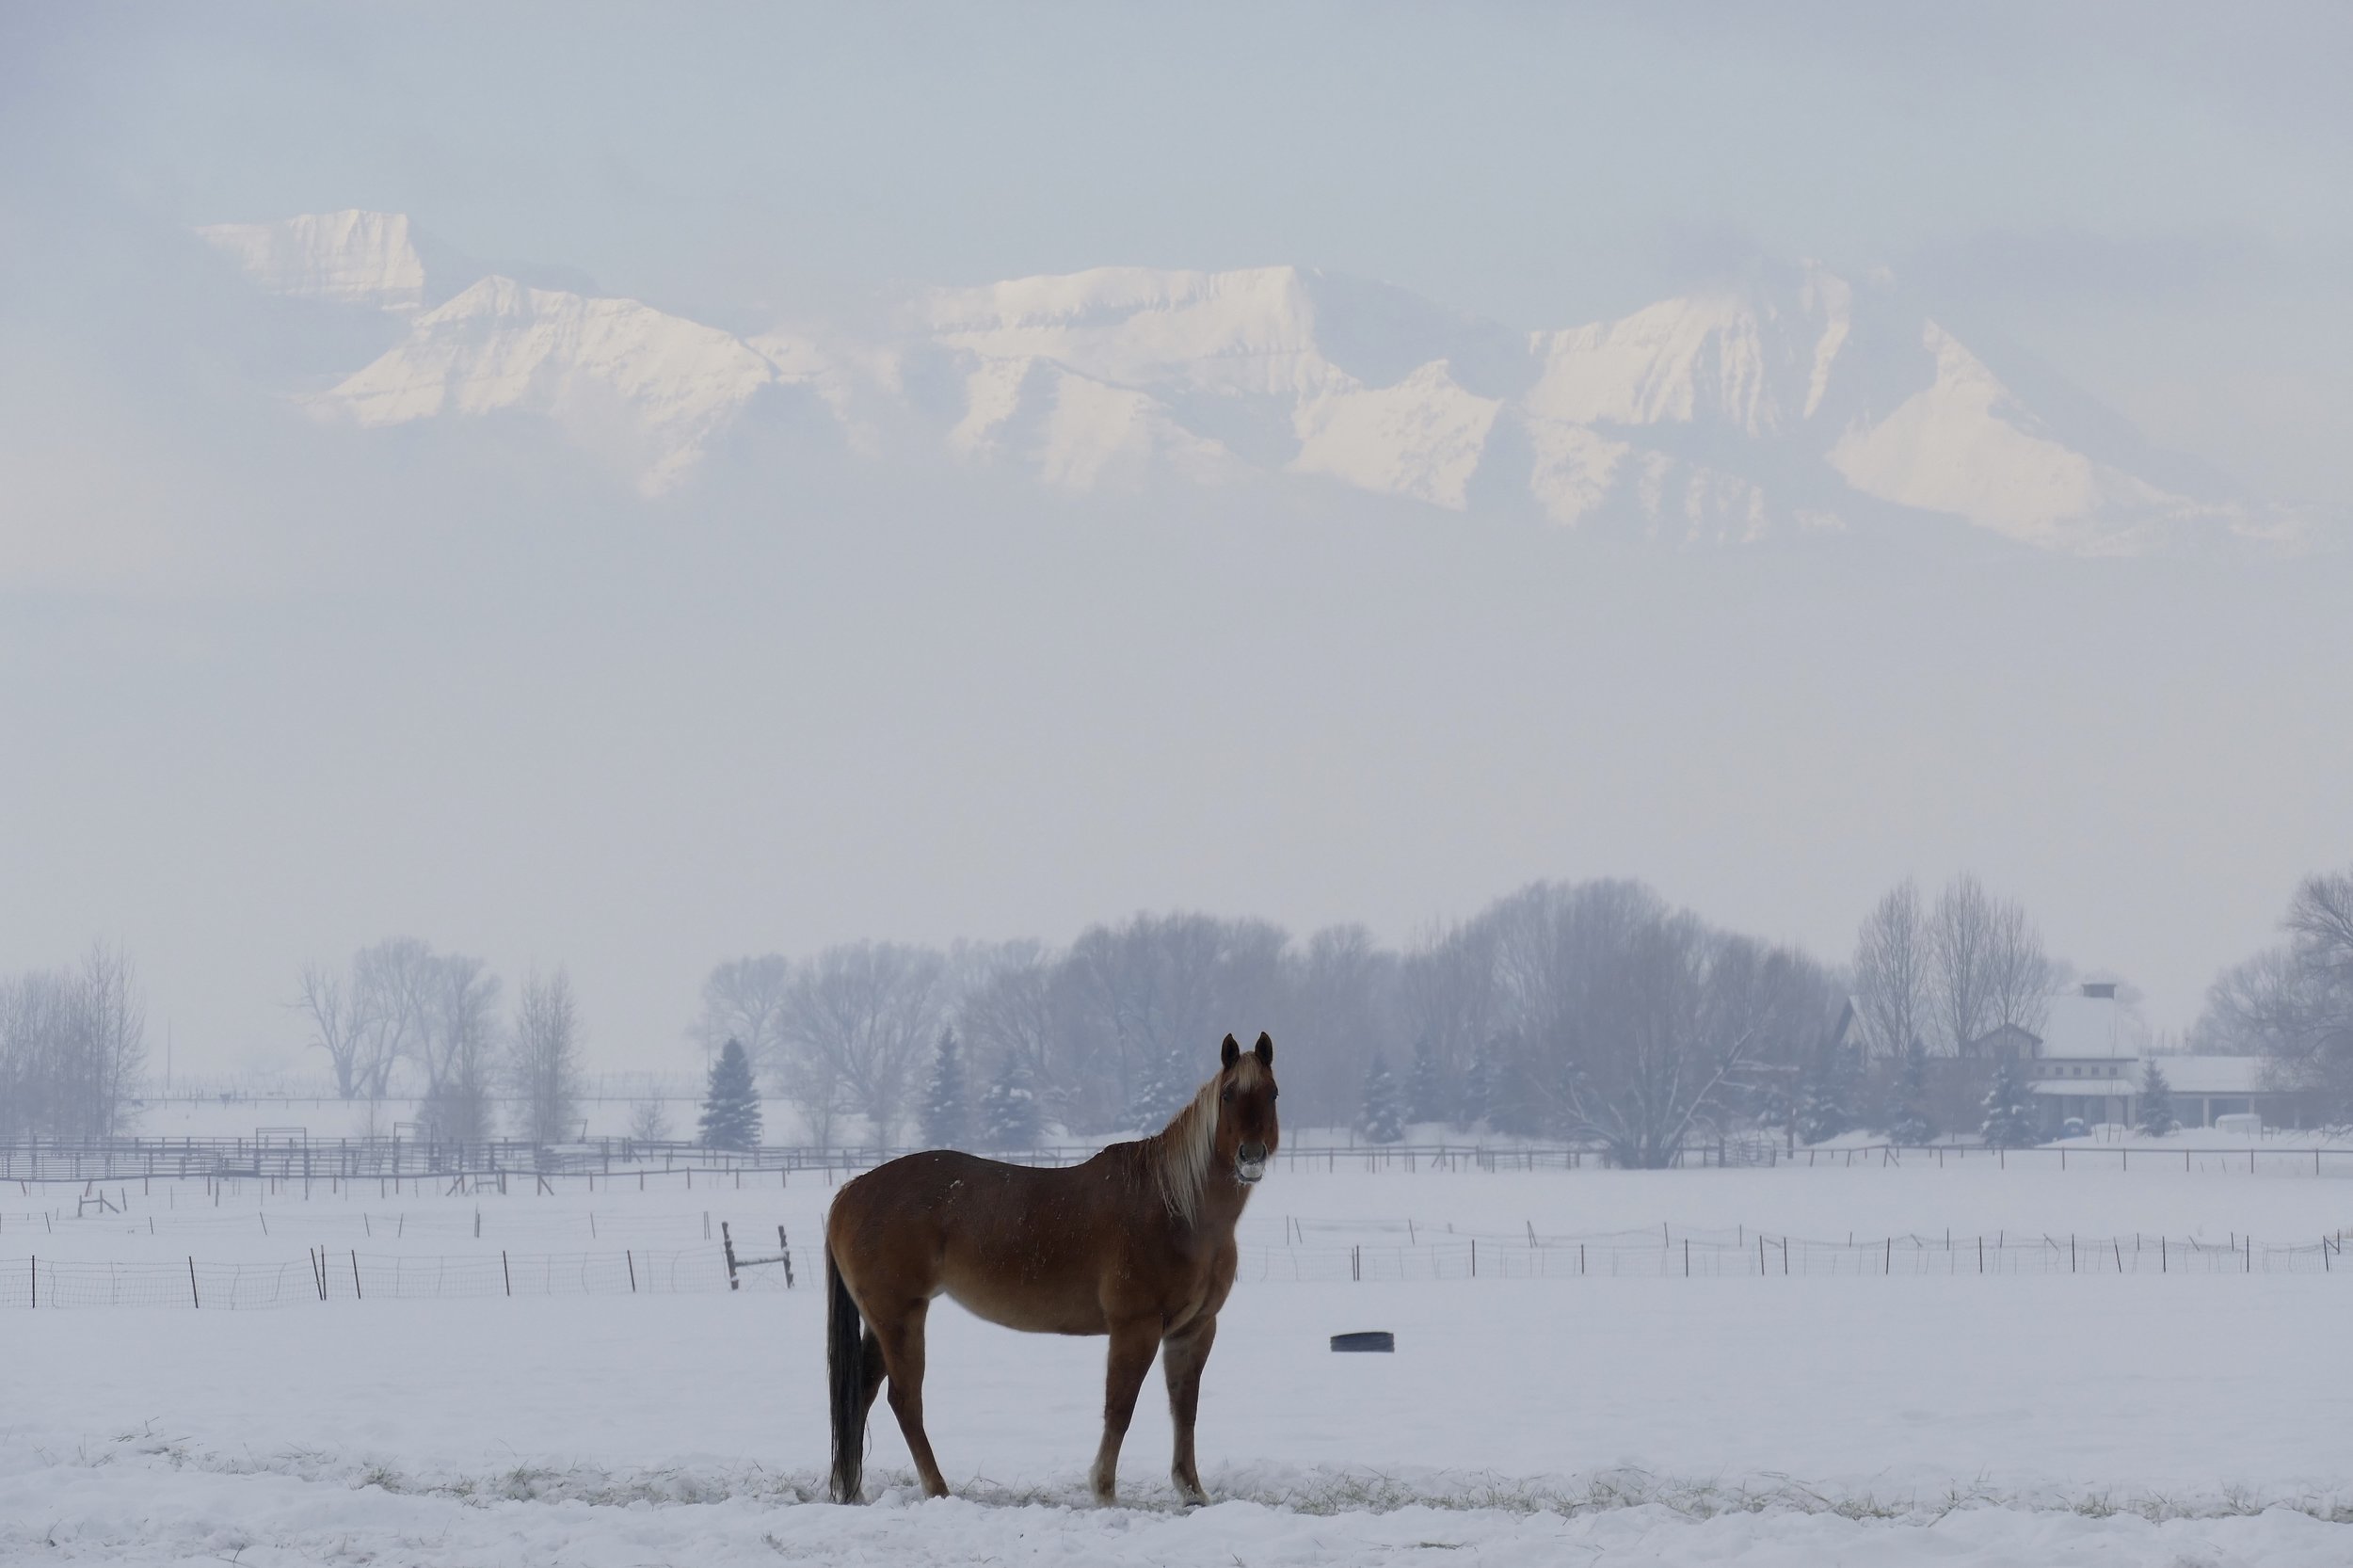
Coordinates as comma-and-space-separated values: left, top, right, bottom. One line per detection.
1161, 1313, 1218, 1505
1089, 1316, 1161, 1506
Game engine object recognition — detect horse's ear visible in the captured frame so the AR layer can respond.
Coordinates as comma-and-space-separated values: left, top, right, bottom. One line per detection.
1254, 1032, 1274, 1065
1220, 1033, 1241, 1068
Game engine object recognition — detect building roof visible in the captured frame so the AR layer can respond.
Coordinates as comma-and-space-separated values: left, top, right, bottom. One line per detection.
2035, 993, 2142, 1060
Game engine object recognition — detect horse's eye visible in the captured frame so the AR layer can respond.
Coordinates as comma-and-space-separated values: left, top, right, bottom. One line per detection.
1221, 1085, 1233, 1102
1270, 1086, 1278, 1100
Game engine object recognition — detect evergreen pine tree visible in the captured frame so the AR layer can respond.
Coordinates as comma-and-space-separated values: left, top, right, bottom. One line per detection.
1979, 1057, 2040, 1148
980, 1052, 1042, 1150
2137, 1061, 2179, 1136
1743, 1056, 1795, 1143
697, 1036, 764, 1151
1123, 1047, 1191, 1132
1456, 1048, 1494, 1134
1484, 1035, 1544, 1138
920, 1029, 970, 1149
1405, 1035, 1449, 1127
1795, 1039, 1857, 1145
1360, 1050, 1405, 1144
1886, 1044, 1935, 1145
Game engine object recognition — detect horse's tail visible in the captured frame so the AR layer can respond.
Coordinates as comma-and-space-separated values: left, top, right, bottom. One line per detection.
826, 1239, 867, 1503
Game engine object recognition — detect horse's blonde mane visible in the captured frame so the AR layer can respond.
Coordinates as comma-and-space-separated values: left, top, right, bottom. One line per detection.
1149, 1054, 1264, 1226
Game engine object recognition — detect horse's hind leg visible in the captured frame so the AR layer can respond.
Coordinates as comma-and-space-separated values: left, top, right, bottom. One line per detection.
859, 1327, 886, 1426
1161, 1314, 1218, 1506
871, 1300, 951, 1497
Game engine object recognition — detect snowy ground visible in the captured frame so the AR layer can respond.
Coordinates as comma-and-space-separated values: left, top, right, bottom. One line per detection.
6, 1161, 2352, 1563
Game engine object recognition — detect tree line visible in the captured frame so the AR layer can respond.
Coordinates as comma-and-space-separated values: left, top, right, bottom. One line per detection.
1837, 873, 2057, 1143
2196, 866, 2353, 1118
0, 943, 145, 1140
22, 859, 2347, 1155
692, 879, 1853, 1166
294, 940, 585, 1144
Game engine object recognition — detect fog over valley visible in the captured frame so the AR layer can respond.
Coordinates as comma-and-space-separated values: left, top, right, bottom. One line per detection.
3, 5, 2346, 1076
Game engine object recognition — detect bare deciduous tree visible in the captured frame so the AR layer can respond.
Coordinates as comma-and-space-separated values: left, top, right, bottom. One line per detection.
1984, 898, 2056, 1043
1055, 914, 1288, 1131
1929, 874, 1999, 1054
509, 966, 584, 1145
1375, 880, 1843, 1164
1399, 919, 1497, 1111
778, 942, 948, 1142
1853, 878, 1929, 1061
693, 954, 793, 1078
1274, 925, 1402, 1128
627, 1098, 672, 1143
1399, 919, 1500, 1130
2201, 868, 2353, 1115
352, 937, 438, 1097
418, 953, 502, 1144
295, 961, 367, 1099
0, 942, 147, 1140
954, 942, 1062, 1096
76, 942, 146, 1137
2289, 871, 2353, 982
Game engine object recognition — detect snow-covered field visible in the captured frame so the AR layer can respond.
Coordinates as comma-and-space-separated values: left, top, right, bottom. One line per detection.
7, 1160, 2351, 1564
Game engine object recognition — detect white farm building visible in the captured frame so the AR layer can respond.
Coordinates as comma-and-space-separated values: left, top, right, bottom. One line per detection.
1973, 983, 2307, 1133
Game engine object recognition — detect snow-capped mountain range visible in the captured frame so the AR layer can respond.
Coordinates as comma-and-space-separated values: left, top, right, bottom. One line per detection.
196, 210, 2313, 554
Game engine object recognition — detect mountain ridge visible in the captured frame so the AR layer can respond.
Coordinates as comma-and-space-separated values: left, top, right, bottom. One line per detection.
198, 211, 2322, 556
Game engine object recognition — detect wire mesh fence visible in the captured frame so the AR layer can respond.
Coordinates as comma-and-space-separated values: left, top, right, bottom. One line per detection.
8, 1224, 2347, 1309
0, 1244, 764, 1310
1239, 1227, 2352, 1281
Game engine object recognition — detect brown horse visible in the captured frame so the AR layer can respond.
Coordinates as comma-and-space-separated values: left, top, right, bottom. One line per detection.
824, 1031, 1279, 1506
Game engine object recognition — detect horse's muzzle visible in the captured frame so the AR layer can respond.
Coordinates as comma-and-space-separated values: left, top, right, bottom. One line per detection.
1235, 1144, 1268, 1184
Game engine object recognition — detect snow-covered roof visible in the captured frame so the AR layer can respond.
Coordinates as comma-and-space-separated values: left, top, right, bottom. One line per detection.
2034, 993, 2141, 1060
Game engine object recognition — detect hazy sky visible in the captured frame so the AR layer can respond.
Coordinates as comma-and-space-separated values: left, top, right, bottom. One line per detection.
8, 3, 2348, 503
3, 4, 2349, 1073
